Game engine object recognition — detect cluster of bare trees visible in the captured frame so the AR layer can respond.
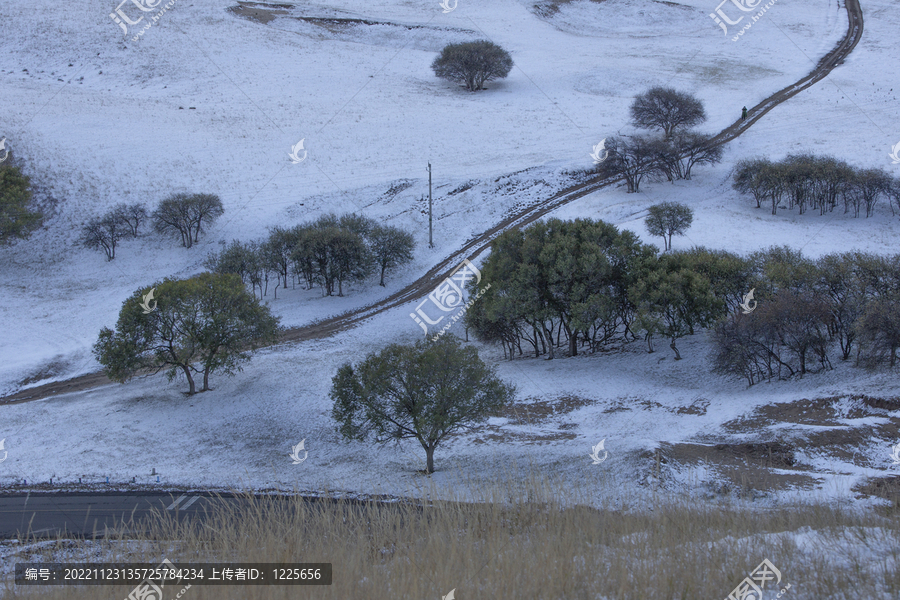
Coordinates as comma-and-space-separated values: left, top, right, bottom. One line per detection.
600, 88, 723, 192
713, 249, 900, 385
81, 203, 149, 260
733, 154, 900, 217
82, 193, 224, 259
205, 213, 415, 299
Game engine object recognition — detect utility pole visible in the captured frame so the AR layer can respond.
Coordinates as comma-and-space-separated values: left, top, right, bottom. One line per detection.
427, 161, 434, 248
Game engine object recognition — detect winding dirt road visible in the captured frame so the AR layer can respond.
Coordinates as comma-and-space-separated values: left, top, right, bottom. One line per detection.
0, 0, 864, 405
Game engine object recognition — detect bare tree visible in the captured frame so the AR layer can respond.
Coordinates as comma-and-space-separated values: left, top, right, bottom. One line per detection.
854, 293, 900, 369
82, 214, 132, 260
187, 193, 224, 243
889, 178, 900, 216
849, 168, 892, 218
645, 201, 693, 251
767, 291, 832, 375
431, 40, 513, 92
111, 203, 149, 236
368, 224, 415, 286
672, 132, 722, 180
153, 193, 223, 248
152, 194, 195, 248
603, 136, 660, 193
781, 154, 816, 215
630, 87, 707, 139
733, 158, 774, 209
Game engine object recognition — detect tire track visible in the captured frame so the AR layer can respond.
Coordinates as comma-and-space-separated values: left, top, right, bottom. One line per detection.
0, 0, 865, 404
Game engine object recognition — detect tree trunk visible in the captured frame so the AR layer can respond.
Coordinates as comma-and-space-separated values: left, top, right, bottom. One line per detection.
425, 444, 436, 474
379, 265, 386, 287
182, 365, 196, 394
670, 338, 681, 360
202, 365, 211, 392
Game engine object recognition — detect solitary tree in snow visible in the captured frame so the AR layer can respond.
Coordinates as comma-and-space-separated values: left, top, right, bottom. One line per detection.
93, 272, 280, 394
330, 335, 515, 474
630, 87, 707, 140
432, 40, 513, 92
645, 201, 693, 251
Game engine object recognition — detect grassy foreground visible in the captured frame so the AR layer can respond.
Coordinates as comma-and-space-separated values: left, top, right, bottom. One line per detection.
2, 467, 898, 599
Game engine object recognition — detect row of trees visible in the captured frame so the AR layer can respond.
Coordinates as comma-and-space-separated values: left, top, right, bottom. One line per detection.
205, 213, 415, 298
600, 88, 722, 192
713, 249, 900, 385
463, 218, 900, 384
82, 193, 224, 259
733, 154, 900, 217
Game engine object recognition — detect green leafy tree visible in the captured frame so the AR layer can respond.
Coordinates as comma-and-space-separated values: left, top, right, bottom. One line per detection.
645, 201, 693, 251
264, 226, 301, 290
329, 228, 373, 296
368, 224, 415, 286
466, 218, 655, 359
431, 40, 513, 92
205, 240, 254, 286
662, 247, 751, 313
0, 165, 42, 244
629, 268, 723, 359
94, 273, 280, 394
330, 335, 515, 473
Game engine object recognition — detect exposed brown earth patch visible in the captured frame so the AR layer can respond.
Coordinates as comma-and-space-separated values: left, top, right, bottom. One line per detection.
473, 431, 578, 445
854, 476, 900, 504
228, 1, 292, 24
498, 395, 594, 425
657, 442, 819, 496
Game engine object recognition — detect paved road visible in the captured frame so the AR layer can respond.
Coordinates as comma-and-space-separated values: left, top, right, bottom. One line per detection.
0, 492, 216, 539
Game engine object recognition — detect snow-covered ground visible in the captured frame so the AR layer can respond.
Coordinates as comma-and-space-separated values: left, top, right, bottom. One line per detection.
1, 0, 899, 507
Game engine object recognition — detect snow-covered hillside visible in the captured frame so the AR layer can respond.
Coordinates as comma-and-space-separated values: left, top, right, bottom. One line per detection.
0, 0, 899, 508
